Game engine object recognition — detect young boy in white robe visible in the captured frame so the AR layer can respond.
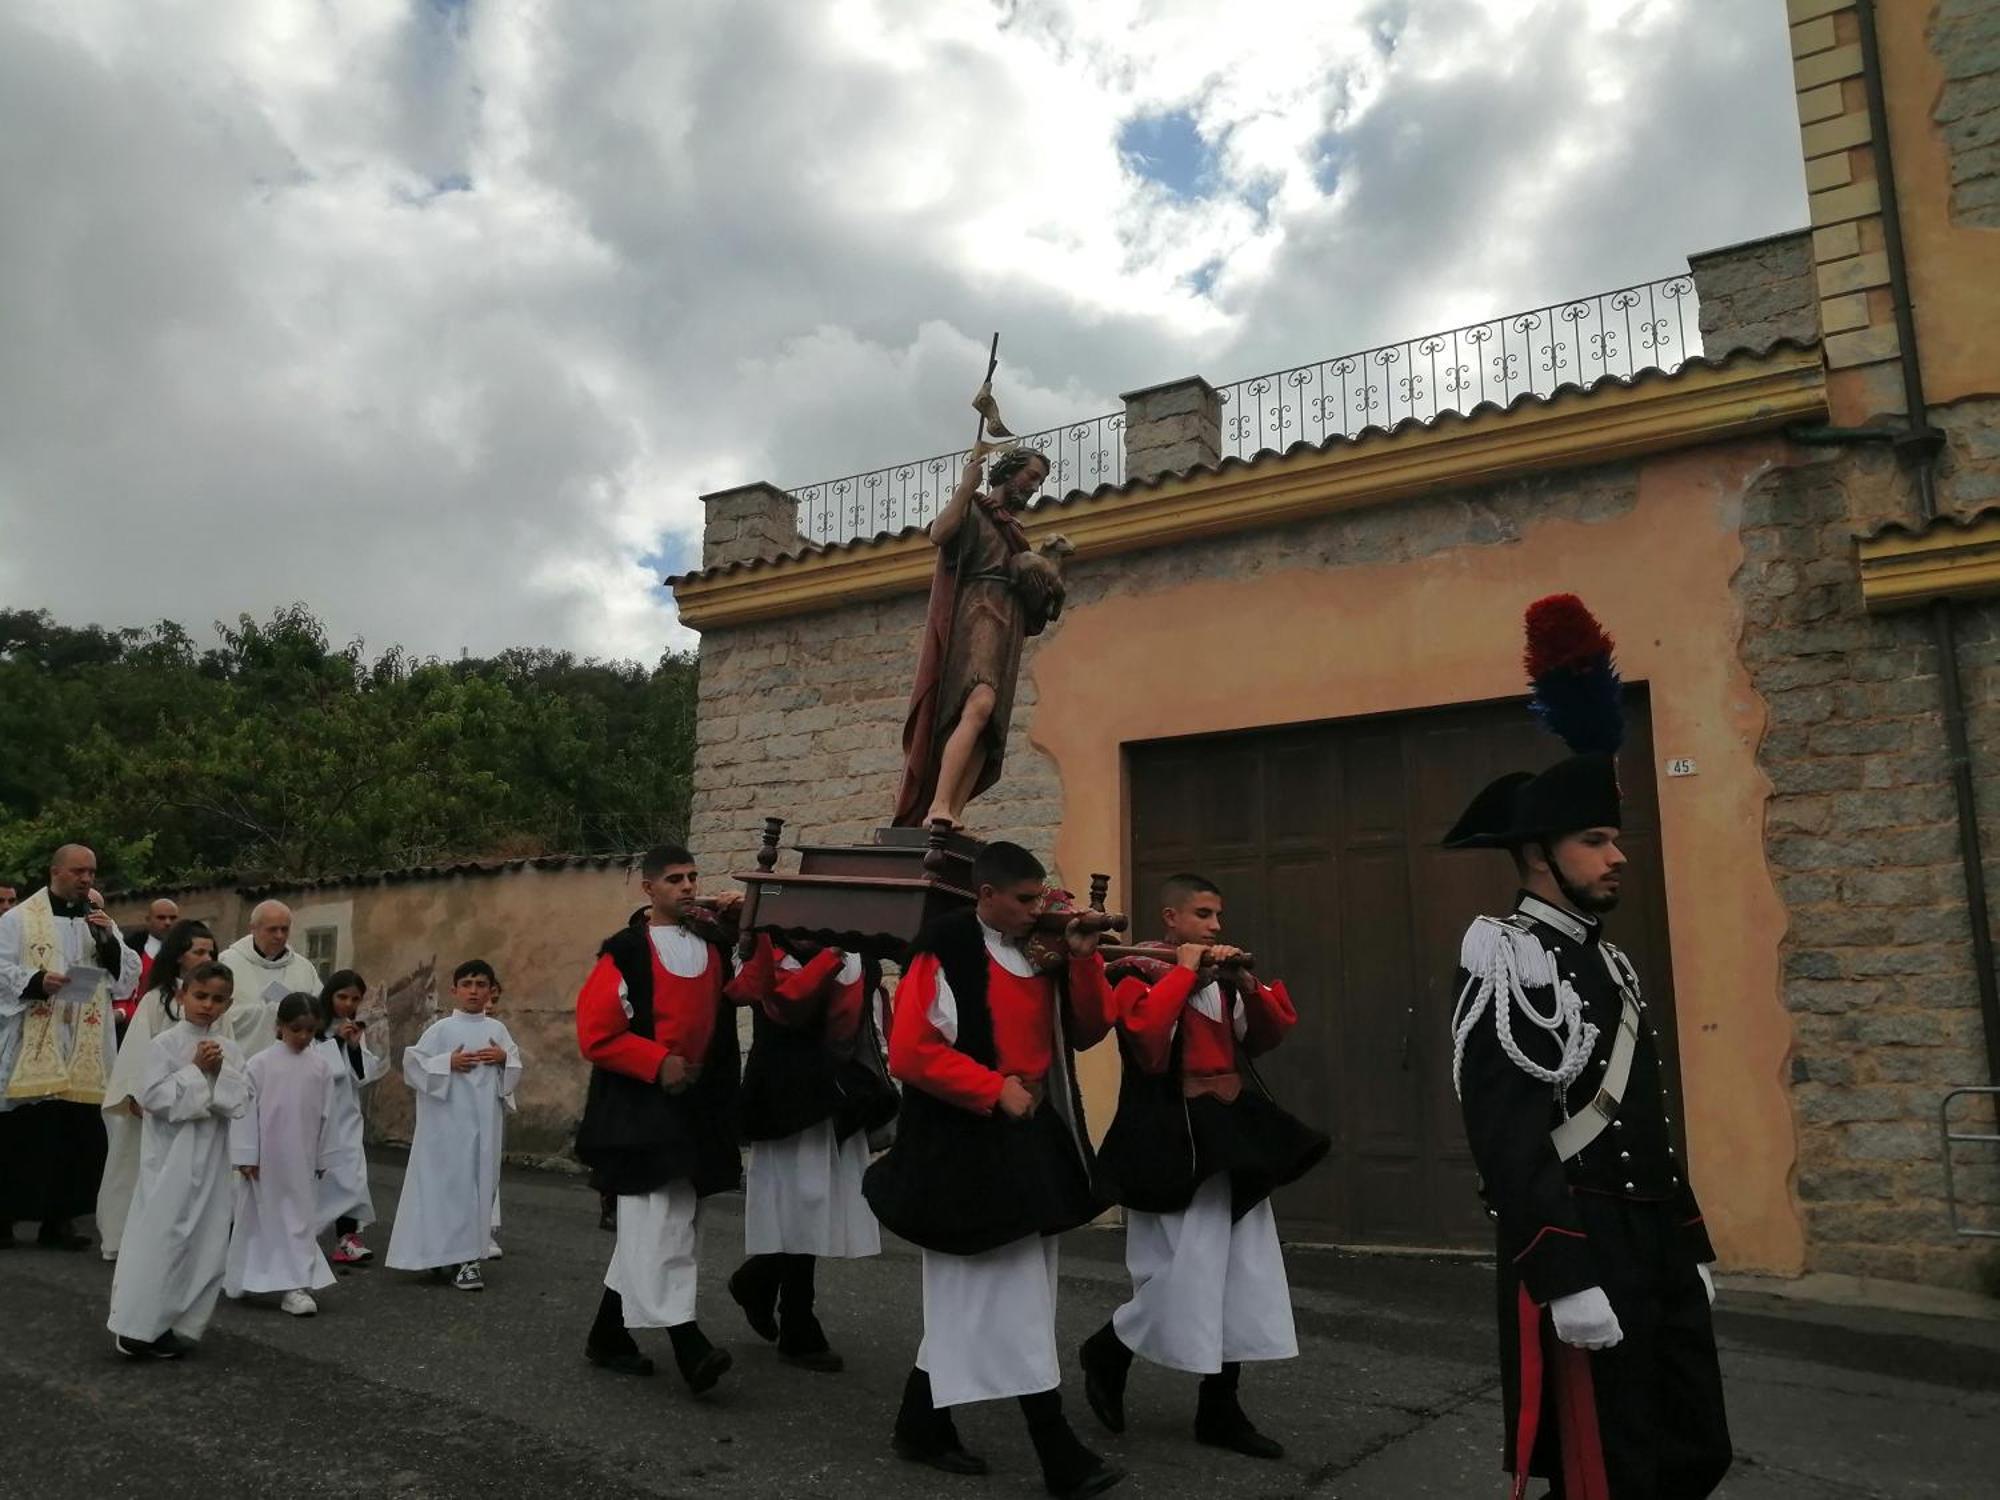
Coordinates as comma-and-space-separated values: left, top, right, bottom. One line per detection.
385, 960, 520, 1291
97, 920, 217, 1261
314, 969, 387, 1266
226, 994, 339, 1316
107, 962, 251, 1359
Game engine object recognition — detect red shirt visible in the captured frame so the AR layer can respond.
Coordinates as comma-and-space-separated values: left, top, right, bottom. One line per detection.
575, 930, 721, 1083
725, 937, 866, 1044
1114, 963, 1297, 1077
888, 949, 1114, 1114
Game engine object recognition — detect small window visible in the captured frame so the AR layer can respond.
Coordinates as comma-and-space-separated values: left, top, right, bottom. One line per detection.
304, 925, 339, 974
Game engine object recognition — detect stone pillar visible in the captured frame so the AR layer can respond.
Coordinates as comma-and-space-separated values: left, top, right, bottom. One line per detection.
1688, 230, 1818, 357
698, 481, 803, 571
1120, 376, 1222, 484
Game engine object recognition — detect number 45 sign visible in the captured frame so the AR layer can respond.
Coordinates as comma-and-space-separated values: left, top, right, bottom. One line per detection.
1666, 758, 1698, 778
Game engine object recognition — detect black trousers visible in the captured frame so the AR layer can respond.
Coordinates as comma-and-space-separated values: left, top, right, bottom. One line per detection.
1529, 1199, 1732, 1500
0, 1101, 106, 1224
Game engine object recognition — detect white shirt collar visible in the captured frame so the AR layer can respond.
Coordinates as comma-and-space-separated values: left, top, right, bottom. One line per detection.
649, 923, 712, 979
977, 919, 1036, 978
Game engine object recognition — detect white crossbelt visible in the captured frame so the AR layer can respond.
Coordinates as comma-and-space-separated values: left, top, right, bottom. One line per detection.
1548, 947, 1643, 1162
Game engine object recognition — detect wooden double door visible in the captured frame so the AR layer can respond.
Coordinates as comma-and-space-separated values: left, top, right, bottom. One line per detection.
1126, 694, 1679, 1247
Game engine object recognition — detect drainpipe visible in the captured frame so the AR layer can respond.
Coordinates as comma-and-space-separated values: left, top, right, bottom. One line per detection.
1826, 1, 2000, 1087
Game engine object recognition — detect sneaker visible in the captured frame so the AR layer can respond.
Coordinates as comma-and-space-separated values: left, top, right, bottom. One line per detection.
453, 1261, 485, 1292
330, 1232, 372, 1265
486, 1238, 503, 1260
280, 1290, 319, 1317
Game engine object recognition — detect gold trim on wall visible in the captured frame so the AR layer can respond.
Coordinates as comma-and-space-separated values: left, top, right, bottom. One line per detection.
674, 346, 1828, 630
1857, 513, 2000, 612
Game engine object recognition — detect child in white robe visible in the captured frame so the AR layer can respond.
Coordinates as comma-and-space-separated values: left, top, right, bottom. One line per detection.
314, 969, 387, 1266
385, 960, 520, 1291
107, 962, 250, 1359
96, 921, 218, 1261
226, 994, 339, 1315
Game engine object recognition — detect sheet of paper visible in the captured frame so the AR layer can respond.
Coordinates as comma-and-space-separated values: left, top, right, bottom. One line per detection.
262, 979, 290, 1005
53, 966, 104, 1004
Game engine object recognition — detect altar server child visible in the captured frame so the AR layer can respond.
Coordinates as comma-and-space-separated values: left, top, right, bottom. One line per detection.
863, 841, 1124, 1500
315, 969, 387, 1265
107, 962, 250, 1359
385, 960, 520, 1291
1081, 875, 1329, 1461
226, 994, 339, 1315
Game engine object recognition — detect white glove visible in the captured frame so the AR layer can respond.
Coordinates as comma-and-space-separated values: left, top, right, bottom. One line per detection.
1549, 1287, 1624, 1350
1697, 1263, 1715, 1305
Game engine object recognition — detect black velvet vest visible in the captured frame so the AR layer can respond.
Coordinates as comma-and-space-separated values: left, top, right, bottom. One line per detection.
573, 918, 742, 1199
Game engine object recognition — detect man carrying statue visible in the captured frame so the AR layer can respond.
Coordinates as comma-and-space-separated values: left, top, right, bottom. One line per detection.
0, 843, 141, 1250
893, 441, 1073, 833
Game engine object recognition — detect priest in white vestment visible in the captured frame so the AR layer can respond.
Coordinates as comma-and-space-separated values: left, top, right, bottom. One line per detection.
218, 900, 323, 1059
0, 844, 140, 1250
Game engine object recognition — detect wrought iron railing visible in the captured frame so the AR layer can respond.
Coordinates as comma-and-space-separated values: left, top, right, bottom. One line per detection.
1214, 274, 1700, 460
787, 273, 1699, 548
791, 411, 1125, 546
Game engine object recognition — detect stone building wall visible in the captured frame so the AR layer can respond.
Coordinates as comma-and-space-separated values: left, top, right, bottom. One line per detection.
1932, 0, 2000, 228
1688, 230, 1819, 354
1735, 399, 2000, 1289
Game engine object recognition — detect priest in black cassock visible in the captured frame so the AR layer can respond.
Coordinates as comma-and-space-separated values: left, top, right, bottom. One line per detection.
0, 844, 141, 1250
1444, 597, 1730, 1500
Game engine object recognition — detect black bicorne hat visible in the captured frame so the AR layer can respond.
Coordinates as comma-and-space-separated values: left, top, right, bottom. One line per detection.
1443, 596, 1626, 851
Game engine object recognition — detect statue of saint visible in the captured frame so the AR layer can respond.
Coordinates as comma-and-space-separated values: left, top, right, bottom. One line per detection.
892, 447, 1072, 831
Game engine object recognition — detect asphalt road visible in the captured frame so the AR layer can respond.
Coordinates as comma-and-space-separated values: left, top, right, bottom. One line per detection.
4, 1156, 1997, 1499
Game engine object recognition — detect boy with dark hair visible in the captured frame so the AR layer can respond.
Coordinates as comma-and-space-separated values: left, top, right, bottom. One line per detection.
1081, 874, 1327, 1461
385, 959, 520, 1292
865, 840, 1124, 1499
574, 843, 744, 1395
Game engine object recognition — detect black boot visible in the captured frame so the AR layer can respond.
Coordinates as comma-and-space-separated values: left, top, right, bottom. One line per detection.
1020, 1389, 1124, 1499
584, 1288, 655, 1377
892, 1366, 987, 1475
1079, 1322, 1132, 1434
777, 1255, 844, 1372
667, 1320, 732, 1395
728, 1254, 783, 1342
1195, 1363, 1284, 1460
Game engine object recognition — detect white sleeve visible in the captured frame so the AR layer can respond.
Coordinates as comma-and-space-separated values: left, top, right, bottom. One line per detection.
927, 970, 959, 1045
402, 1024, 456, 1100
228, 1065, 261, 1166
496, 1025, 522, 1101
0, 909, 35, 1015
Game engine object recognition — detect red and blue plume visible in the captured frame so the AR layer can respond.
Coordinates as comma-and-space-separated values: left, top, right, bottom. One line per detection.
1522, 594, 1624, 755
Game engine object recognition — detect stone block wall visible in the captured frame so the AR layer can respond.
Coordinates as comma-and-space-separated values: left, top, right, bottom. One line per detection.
1689, 231, 1819, 355
1734, 415, 2000, 1288
1933, 0, 2000, 227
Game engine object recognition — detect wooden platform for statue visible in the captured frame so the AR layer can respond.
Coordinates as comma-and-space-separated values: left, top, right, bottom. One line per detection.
732, 822, 980, 961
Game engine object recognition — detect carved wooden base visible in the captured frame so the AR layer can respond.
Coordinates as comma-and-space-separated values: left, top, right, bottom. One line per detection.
732, 822, 982, 962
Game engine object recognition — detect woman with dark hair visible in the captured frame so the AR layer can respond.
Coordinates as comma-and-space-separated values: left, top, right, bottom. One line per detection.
96, 921, 217, 1260
313, 969, 387, 1265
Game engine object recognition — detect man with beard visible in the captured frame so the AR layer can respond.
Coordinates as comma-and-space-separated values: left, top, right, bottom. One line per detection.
0, 844, 142, 1250
1443, 596, 1729, 1500
893, 447, 1071, 832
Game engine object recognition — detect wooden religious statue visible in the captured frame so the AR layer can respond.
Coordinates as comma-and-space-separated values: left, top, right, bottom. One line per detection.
892, 355, 1075, 832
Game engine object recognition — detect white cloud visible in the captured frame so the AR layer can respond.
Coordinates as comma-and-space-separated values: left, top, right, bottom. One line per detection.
0, 0, 1804, 661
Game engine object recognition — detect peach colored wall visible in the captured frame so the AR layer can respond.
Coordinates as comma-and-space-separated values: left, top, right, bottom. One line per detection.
114, 865, 646, 1158
1028, 439, 1805, 1274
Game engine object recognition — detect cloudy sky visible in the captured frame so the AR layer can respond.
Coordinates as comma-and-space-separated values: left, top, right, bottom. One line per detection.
0, 0, 1806, 662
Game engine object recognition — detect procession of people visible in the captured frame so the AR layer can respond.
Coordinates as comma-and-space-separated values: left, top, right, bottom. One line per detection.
0, 427, 1731, 1500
